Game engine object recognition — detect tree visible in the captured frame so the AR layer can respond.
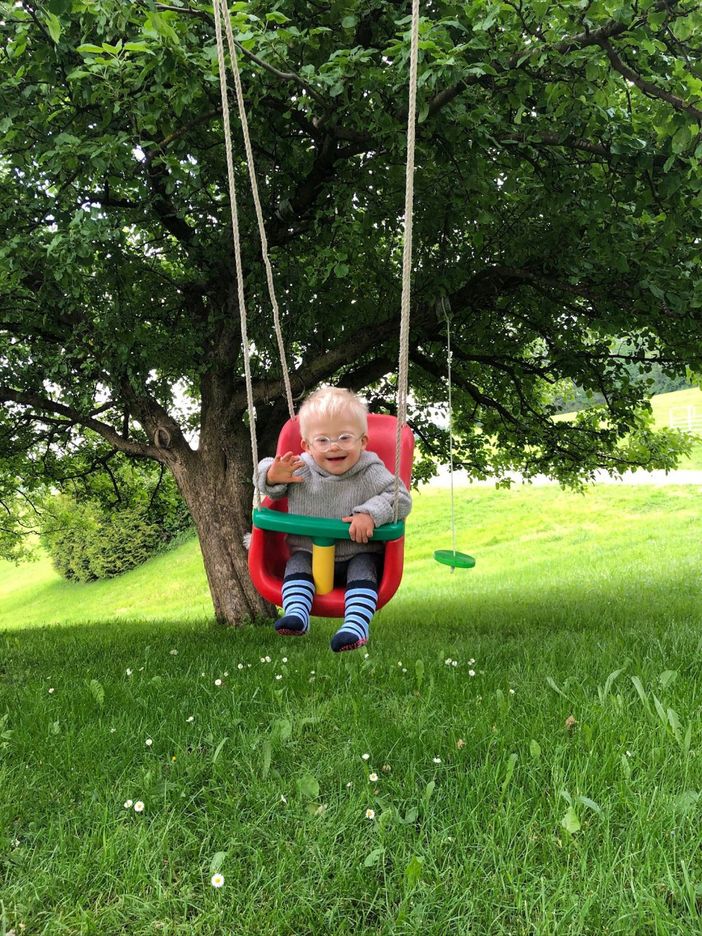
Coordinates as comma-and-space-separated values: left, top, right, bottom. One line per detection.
1, 0, 701, 624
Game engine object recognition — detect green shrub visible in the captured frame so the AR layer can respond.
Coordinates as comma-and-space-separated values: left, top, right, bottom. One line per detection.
39, 461, 192, 582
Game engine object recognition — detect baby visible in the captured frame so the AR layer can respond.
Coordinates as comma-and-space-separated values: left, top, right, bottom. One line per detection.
256, 387, 412, 651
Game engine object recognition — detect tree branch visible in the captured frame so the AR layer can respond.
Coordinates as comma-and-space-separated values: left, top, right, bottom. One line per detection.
597, 38, 702, 122
0, 387, 162, 460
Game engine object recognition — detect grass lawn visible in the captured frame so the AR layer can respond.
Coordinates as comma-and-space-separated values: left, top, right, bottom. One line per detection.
650, 388, 702, 470
553, 386, 702, 470
1, 484, 702, 934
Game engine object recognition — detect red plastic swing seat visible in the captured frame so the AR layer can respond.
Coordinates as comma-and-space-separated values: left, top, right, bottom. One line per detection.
248, 413, 414, 617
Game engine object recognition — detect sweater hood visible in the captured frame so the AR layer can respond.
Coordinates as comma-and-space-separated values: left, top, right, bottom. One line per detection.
300, 450, 384, 479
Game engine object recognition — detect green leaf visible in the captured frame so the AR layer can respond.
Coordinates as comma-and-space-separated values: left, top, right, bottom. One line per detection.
529, 739, 541, 759
212, 737, 228, 763
672, 125, 691, 154
667, 707, 682, 743
546, 676, 569, 700
630, 676, 651, 714
271, 717, 292, 742
404, 855, 424, 889
45, 12, 62, 44
341, 15, 357, 29
363, 847, 384, 867
575, 795, 602, 815
500, 752, 518, 797
620, 752, 632, 779
423, 780, 435, 804
297, 774, 320, 798
210, 850, 227, 873
266, 11, 290, 24
658, 669, 678, 690
76, 44, 106, 55
261, 739, 272, 778
415, 657, 425, 689
668, 790, 699, 815
561, 806, 581, 834
89, 678, 104, 708
670, 17, 693, 41
652, 693, 668, 727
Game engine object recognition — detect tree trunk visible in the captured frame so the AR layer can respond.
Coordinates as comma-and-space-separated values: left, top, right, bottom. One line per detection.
170, 435, 275, 626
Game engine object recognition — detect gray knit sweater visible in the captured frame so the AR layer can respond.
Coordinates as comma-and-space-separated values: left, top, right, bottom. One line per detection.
256, 451, 412, 559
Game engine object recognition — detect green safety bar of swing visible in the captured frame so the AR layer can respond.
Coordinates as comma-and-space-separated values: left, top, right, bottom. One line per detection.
253, 507, 405, 546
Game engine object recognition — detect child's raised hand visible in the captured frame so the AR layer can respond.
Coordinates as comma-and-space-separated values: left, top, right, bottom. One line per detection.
266, 452, 305, 485
342, 513, 375, 544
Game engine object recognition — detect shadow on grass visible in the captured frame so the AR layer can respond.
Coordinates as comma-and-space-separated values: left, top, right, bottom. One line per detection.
4, 562, 698, 671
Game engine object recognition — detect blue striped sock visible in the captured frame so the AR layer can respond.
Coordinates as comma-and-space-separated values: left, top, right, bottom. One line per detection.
331, 579, 377, 652
277, 573, 314, 635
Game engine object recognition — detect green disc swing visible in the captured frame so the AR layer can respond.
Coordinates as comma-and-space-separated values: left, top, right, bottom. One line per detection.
434, 300, 476, 572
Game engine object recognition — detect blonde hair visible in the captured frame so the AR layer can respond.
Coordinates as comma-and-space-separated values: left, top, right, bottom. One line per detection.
299, 387, 368, 438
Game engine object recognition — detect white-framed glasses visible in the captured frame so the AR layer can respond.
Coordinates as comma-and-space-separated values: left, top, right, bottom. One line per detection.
308, 433, 364, 452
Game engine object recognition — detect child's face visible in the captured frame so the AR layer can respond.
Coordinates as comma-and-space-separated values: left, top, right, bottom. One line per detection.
301, 412, 368, 474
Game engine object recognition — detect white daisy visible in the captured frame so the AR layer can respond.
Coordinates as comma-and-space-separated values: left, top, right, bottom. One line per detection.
211, 873, 224, 888
145, 738, 153, 747
186, 716, 194, 723
123, 799, 133, 809
365, 808, 375, 820
433, 756, 442, 764
214, 679, 222, 686
133, 801, 145, 813
369, 772, 378, 782
361, 753, 370, 761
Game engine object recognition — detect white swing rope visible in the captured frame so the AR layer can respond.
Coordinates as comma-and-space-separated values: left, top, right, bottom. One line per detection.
393, 0, 421, 522
213, 0, 295, 428
214, 0, 420, 516
443, 299, 457, 571
212, 0, 262, 508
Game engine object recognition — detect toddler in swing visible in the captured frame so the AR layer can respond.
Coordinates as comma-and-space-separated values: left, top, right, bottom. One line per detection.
256, 387, 412, 652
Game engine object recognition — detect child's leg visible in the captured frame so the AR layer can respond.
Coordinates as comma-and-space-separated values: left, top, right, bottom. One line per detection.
330, 553, 379, 653
277, 551, 315, 636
